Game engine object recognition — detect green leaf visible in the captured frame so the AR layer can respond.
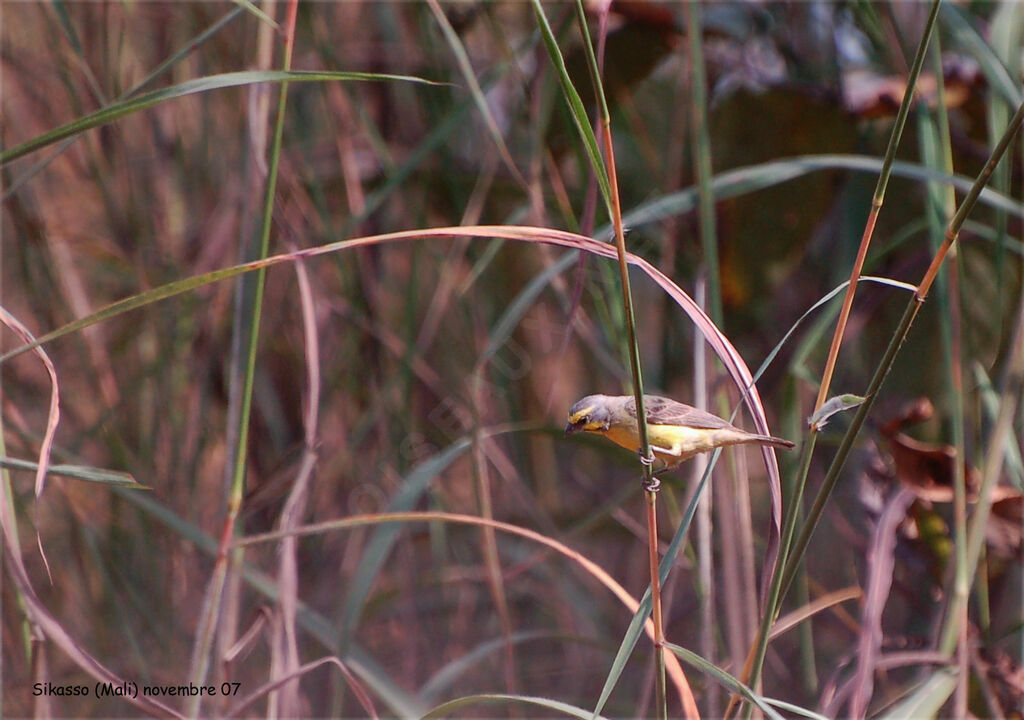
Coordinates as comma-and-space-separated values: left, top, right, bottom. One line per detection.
808, 394, 867, 430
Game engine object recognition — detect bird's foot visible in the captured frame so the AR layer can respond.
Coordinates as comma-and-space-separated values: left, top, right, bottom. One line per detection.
638, 447, 657, 467
638, 448, 661, 491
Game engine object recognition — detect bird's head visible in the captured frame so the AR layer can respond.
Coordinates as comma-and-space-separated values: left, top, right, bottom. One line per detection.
565, 395, 614, 435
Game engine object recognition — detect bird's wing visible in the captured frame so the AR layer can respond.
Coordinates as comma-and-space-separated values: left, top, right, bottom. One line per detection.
628, 395, 738, 430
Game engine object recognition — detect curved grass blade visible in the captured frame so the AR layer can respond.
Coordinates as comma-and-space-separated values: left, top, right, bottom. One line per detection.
625, 155, 1024, 230
1, 70, 441, 165
750, 276, 916, 395
940, 3, 1022, 106
338, 439, 472, 648
530, 0, 612, 211
235, 505, 693, 706
0, 306, 59, 497
419, 631, 551, 701
0, 227, 782, 614
423, 693, 604, 720
113, 486, 428, 717
0, 457, 143, 488
876, 669, 957, 720
664, 642, 784, 720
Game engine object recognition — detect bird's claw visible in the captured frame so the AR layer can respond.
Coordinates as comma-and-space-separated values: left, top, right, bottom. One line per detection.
638, 448, 660, 492
638, 448, 656, 467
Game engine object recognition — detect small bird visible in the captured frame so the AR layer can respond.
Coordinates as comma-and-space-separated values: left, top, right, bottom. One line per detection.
565, 394, 795, 469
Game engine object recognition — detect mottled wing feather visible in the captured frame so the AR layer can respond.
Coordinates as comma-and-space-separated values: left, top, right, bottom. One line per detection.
626, 395, 738, 430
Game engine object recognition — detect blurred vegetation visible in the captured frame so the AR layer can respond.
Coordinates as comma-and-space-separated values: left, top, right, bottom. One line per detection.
1, 1, 1021, 718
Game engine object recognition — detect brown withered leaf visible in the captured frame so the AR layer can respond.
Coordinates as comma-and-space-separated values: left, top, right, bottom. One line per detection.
879, 398, 1022, 558
842, 57, 980, 119
879, 398, 980, 501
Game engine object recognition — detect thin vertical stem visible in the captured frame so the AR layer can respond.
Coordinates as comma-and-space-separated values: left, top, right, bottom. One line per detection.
600, 118, 667, 716
646, 491, 668, 717
187, 2, 299, 716
813, 0, 941, 415
920, 39, 970, 715
573, 0, 666, 714
684, 0, 721, 326
685, 9, 722, 711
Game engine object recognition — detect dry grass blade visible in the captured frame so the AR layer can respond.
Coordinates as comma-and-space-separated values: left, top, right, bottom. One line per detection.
234, 509, 698, 711
226, 656, 377, 719
768, 586, 862, 641
0, 491, 181, 717
0, 306, 59, 498
2, 228, 784, 471
268, 252, 322, 716
848, 488, 916, 719
426, 0, 527, 190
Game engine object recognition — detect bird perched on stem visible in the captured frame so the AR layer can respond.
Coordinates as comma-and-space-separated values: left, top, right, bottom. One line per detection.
565, 394, 795, 470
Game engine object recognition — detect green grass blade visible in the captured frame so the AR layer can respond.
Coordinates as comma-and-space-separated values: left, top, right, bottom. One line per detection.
590, 456, 717, 718
424, 693, 605, 720
625, 155, 1024, 230
940, 3, 1022, 105
877, 670, 957, 720
529, 0, 611, 212
0, 456, 143, 488
339, 439, 472, 648
1, 70, 440, 165
663, 642, 785, 720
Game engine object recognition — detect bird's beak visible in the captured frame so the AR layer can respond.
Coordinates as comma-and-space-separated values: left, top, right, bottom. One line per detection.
564, 420, 582, 436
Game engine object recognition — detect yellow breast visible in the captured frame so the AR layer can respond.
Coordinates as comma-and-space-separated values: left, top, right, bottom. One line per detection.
602, 423, 724, 467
